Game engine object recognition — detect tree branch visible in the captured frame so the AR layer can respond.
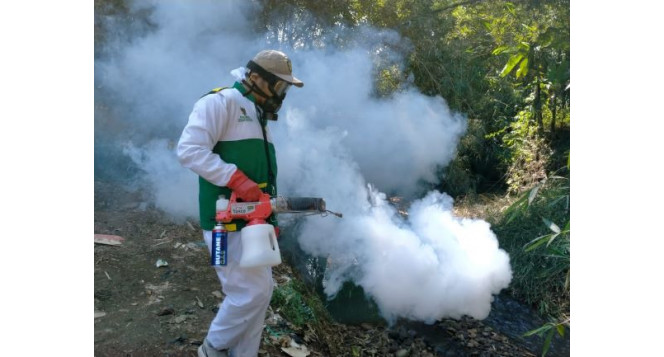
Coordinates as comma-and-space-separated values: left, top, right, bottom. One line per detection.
432, 0, 484, 13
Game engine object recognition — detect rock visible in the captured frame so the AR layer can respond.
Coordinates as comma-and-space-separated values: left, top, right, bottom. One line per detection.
395, 349, 410, 357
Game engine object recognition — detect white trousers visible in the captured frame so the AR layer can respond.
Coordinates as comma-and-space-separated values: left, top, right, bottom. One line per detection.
202, 230, 274, 357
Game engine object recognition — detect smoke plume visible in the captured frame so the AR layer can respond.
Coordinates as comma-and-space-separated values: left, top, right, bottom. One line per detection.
95, 1, 512, 322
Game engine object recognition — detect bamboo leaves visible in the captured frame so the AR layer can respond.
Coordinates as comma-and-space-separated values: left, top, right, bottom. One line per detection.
523, 218, 568, 253
500, 52, 524, 77
498, 42, 530, 79
523, 318, 569, 357
516, 56, 529, 78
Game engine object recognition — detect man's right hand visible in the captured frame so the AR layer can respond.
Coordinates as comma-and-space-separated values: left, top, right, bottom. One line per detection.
226, 170, 263, 202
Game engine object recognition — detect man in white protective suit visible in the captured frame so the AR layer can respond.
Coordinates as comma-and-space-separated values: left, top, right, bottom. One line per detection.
177, 49, 304, 357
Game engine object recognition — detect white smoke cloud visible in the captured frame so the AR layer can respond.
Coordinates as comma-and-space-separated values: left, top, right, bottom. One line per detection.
95, 1, 512, 322
122, 140, 197, 221
276, 108, 512, 321
276, 48, 468, 196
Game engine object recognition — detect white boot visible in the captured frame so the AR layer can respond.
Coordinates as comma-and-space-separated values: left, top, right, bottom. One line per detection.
198, 338, 229, 357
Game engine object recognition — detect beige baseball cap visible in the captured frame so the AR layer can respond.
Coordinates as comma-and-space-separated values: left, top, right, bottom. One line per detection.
251, 50, 304, 87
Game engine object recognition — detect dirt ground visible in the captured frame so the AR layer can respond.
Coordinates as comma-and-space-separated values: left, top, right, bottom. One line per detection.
94, 181, 538, 357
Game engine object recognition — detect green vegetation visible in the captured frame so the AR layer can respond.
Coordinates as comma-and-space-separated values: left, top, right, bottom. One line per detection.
495, 175, 569, 316
490, 174, 570, 356
271, 277, 332, 329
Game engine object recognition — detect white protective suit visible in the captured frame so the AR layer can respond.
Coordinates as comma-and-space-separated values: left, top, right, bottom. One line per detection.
177, 68, 276, 357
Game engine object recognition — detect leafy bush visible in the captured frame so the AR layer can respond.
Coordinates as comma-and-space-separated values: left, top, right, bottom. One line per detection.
271, 278, 329, 329
500, 109, 553, 194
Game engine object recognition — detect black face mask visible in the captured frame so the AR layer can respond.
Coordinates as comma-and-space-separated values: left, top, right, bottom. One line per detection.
244, 61, 292, 121
242, 79, 285, 120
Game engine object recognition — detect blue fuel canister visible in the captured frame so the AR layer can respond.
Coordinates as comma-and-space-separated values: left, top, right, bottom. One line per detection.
211, 222, 228, 266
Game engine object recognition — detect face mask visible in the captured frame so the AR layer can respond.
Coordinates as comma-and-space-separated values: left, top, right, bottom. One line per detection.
242, 78, 290, 120
262, 80, 291, 117
244, 60, 294, 120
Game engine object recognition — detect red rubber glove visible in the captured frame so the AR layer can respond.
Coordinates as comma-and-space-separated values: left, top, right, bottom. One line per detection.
226, 169, 262, 202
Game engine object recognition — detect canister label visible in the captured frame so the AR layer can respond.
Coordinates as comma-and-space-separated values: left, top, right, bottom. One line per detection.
211, 228, 227, 266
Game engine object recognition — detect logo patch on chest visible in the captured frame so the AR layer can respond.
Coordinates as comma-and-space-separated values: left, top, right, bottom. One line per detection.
238, 107, 252, 122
